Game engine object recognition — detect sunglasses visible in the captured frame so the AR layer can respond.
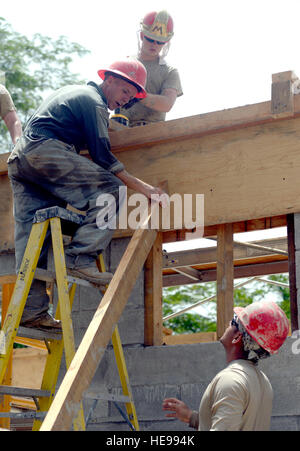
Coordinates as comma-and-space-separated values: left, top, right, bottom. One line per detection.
144, 35, 165, 46
231, 317, 239, 329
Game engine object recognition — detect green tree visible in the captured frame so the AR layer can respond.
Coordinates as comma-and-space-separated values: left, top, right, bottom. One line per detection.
163, 274, 290, 334
0, 17, 90, 151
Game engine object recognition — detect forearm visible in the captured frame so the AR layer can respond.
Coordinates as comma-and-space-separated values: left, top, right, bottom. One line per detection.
10, 121, 22, 144
4, 111, 22, 144
140, 89, 177, 112
115, 170, 168, 206
115, 170, 152, 196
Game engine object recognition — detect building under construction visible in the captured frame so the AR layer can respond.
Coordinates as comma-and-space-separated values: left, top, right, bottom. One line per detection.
0, 70, 299, 431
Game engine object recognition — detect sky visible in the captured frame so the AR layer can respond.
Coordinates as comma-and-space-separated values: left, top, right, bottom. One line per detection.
3, 0, 300, 120
1, 0, 291, 251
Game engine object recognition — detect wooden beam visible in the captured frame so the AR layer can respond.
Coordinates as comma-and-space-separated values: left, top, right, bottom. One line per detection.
40, 208, 158, 431
271, 71, 297, 118
163, 260, 289, 287
144, 232, 163, 346
287, 214, 298, 331
173, 267, 202, 281
217, 224, 234, 339
163, 332, 217, 346
163, 237, 287, 269
111, 116, 300, 230
162, 215, 287, 244
109, 91, 300, 153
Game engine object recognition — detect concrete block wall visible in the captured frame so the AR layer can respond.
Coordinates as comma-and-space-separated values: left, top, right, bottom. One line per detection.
86, 338, 300, 431
75, 236, 300, 431
1, 229, 300, 431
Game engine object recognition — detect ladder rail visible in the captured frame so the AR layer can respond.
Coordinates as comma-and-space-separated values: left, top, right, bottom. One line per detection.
0, 221, 49, 383
35, 217, 86, 431
40, 204, 159, 431
0, 206, 142, 431
98, 254, 139, 431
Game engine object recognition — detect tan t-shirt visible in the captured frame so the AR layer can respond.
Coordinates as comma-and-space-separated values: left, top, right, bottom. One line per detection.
0, 84, 16, 119
197, 360, 273, 431
119, 57, 183, 126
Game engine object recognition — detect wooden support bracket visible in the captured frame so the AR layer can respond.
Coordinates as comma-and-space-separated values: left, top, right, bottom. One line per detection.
144, 232, 163, 346
216, 223, 234, 339
271, 70, 298, 117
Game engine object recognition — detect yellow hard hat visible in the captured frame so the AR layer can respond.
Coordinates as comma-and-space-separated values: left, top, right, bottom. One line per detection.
141, 10, 174, 43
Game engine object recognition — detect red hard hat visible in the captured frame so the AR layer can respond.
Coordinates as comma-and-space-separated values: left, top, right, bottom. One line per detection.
234, 300, 289, 354
141, 10, 174, 43
98, 58, 147, 99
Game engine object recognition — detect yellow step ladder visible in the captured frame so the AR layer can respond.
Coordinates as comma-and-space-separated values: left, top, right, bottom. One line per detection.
0, 206, 139, 431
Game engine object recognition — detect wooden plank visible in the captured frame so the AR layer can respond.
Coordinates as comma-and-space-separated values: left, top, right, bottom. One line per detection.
144, 232, 163, 346
287, 214, 298, 331
163, 237, 287, 269
173, 267, 202, 281
163, 260, 289, 287
1, 95, 299, 249
111, 116, 300, 229
163, 332, 217, 346
109, 93, 300, 153
0, 274, 16, 284
162, 215, 287, 243
40, 207, 159, 431
216, 224, 234, 339
271, 71, 295, 117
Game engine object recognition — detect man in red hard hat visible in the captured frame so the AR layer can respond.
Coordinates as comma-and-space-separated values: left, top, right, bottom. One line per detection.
163, 300, 289, 431
7, 58, 166, 330
118, 10, 183, 127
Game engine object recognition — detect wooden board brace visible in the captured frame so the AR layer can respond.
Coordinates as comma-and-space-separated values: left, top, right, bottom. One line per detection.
40, 204, 160, 431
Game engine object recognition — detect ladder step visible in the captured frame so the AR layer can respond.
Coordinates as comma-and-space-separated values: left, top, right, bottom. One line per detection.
17, 326, 62, 341
0, 411, 46, 419
0, 386, 51, 399
85, 392, 130, 403
35, 268, 103, 289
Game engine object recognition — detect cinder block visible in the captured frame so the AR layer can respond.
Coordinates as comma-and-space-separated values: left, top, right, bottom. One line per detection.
108, 384, 180, 420
181, 383, 208, 412
109, 237, 131, 271
270, 415, 299, 431
0, 253, 15, 274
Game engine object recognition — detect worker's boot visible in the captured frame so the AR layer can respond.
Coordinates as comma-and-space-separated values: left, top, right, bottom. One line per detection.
67, 264, 113, 285
20, 312, 62, 331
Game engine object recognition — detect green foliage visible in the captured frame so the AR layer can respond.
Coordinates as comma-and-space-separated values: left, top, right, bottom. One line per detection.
163, 274, 290, 334
163, 283, 217, 334
0, 16, 90, 151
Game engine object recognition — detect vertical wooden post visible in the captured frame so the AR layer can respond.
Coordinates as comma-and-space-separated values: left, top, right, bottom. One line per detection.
287, 214, 298, 331
144, 232, 163, 346
217, 223, 234, 339
271, 71, 297, 117
0, 283, 14, 430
